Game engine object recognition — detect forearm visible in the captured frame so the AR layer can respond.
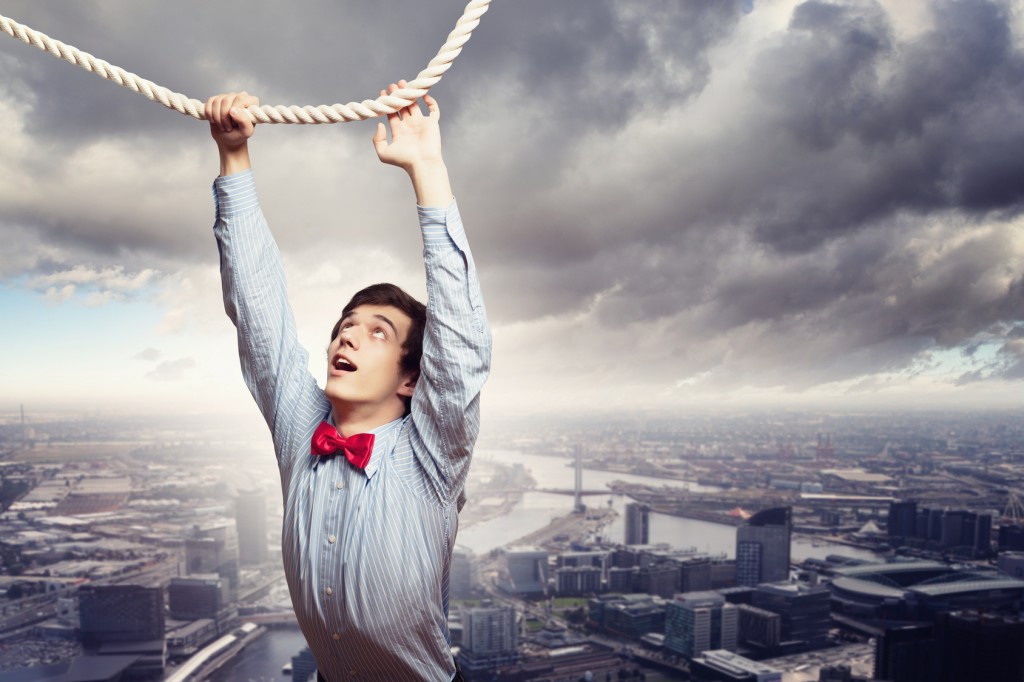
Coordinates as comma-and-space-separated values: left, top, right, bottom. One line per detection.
411, 201, 491, 500
408, 161, 453, 208
213, 172, 320, 448
219, 142, 251, 177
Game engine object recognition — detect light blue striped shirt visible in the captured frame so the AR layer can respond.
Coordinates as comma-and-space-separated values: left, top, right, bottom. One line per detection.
213, 170, 491, 681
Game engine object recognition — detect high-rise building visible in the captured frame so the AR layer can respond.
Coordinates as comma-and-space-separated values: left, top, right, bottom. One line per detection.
76, 585, 167, 678
168, 575, 225, 620
555, 565, 602, 596
886, 500, 918, 539
751, 583, 831, 653
737, 603, 782, 651
876, 612, 1024, 682
235, 489, 268, 566
680, 557, 713, 593
458, 604, 518, 674
574, 444, 585, 513
291, 646, 318, 682
940, 510, 966, 548
999, 524, 1024, 552
589, 594, 666, 639
451, 547, 475, 599
637, 562, 679, 599
607, 566, 635, 593
736, 508, 791, 586
497, 547, 549, 597
665, 591, 738, 659
78, 584, 165, 646
874, 623, 938, 682
975, 513, 993, 555
933, 611, 1024, 682
186, 520, 240, 600
625, 503, 650, 545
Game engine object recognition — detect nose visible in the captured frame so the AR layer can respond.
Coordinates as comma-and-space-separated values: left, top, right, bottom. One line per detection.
337, 325, 359, 349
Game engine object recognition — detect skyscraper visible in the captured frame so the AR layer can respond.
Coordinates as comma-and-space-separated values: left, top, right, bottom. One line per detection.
458, 604, 518, 674
625, 502, 650, 545
186, 520, 240, 601
665, 591, 738, 659
887, 500, 918, 539
933, 611, 1024, 682
736, 507, 791, 586
451, 546, 475, 599
235, 489, 268, 566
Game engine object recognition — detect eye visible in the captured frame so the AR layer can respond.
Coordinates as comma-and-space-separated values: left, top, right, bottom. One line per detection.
372, 328, 387, 340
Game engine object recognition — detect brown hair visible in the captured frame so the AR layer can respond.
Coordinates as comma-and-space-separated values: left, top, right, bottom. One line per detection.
331, 283, 427, 412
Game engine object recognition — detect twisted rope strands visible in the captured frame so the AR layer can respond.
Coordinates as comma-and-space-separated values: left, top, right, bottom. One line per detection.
0, 0, 491, 124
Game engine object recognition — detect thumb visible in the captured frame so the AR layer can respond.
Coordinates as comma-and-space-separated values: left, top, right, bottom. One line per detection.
372, 122, 387, 155
229, 106, 254, 134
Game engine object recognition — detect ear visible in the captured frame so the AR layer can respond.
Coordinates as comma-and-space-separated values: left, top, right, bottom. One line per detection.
397, 371, 418, 398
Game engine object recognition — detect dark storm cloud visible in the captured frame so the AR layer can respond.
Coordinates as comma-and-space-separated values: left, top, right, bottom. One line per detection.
2, 0, 1023, 397
744, 0, 1024, 251
0, 0, 750, 279
468, 0, 1024, 391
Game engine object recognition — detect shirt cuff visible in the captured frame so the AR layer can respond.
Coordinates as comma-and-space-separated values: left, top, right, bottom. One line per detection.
212, 169, 260, 219
418, 199, 468, 254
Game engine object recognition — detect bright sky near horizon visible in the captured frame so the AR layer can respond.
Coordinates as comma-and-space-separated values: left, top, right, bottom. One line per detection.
1, 0, 1023, 420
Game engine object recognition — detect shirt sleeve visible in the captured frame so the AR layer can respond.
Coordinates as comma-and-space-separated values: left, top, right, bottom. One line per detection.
212, 170, 326, 464
410, 200, 492, 505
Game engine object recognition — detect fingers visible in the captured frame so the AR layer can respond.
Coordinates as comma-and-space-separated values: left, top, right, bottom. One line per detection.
383, 87, 400, 138
372, 122, 387, 158
424, 95, 439, 120
398, 79, 423, 119
206, 92, 258, 132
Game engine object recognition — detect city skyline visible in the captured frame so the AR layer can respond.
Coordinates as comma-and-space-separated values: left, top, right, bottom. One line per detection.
1, 0, 1023, 418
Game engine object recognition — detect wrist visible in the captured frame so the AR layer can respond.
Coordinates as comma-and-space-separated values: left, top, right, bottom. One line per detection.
408, 161, 452, 208
218, 143, 251, 176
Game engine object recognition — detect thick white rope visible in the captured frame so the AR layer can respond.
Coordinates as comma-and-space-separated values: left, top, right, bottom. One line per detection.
0, 0, 491, 124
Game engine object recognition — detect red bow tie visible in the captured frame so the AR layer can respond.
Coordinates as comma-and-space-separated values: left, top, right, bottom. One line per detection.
311, 421, 375, 469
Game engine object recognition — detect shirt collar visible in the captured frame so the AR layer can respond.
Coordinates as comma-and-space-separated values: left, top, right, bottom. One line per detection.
323, 414, 407, 480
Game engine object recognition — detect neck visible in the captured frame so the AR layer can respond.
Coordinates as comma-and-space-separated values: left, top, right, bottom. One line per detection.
329, 401, 404, 437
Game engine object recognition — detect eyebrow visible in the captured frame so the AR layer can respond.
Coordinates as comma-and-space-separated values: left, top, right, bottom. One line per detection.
341, 312, 400, 339
372, 314, 399, 339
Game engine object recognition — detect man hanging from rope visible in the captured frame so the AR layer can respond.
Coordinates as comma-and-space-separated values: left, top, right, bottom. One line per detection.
206, 81, 491, 681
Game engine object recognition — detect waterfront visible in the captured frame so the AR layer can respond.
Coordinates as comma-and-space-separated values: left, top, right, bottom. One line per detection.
209, 449, 877, 680
458, 450, 877, 563
206, 627, 309, 682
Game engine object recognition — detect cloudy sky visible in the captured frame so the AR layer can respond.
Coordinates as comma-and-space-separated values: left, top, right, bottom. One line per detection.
1, 0, 1023, 421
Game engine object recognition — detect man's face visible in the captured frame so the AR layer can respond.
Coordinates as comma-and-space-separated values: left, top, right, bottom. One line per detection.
325, 304, 415, 418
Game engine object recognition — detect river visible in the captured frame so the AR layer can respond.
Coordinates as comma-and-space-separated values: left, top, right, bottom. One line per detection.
207, 627, 308, 682
458, 450, 877, 563
208, 449, 877, 679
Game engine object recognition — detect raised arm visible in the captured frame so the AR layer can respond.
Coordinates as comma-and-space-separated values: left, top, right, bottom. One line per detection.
207, 92, 325, 462
374, 82, 492, 502
206, 91, 256, 176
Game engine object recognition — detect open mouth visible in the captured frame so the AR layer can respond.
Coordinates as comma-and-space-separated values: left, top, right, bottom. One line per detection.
333, 356, 357, 372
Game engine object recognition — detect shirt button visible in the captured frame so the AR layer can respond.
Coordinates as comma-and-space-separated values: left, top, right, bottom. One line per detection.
325, 587, 333, 595
349, 670, 357, 676
336, 481, 344, 490
328, 535, 336, 544
333, 633, 340, 641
